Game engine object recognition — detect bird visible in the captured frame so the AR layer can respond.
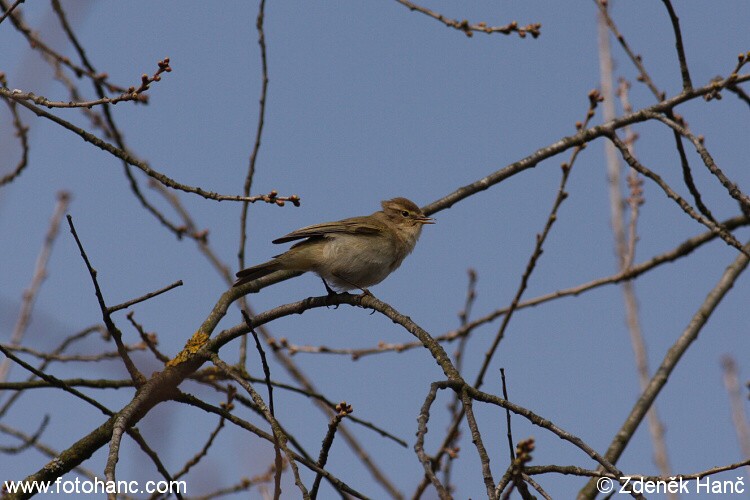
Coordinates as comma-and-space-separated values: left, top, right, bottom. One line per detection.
234, 197, 434, 294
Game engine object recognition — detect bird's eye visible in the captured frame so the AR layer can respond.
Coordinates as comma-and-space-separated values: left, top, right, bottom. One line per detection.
401, 210, 410, 217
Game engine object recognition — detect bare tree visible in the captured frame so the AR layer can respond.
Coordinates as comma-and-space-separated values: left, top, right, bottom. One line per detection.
1, 1, 749, 499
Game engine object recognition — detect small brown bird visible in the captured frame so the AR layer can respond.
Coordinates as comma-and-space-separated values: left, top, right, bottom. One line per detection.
234, 197, 434, 293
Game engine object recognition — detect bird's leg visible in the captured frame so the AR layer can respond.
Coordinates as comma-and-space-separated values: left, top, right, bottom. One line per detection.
320, 278, 342, 309
321, 278, 337, 296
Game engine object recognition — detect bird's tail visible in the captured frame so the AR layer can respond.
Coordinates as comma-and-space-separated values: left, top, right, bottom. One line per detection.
234, 260, 281, 287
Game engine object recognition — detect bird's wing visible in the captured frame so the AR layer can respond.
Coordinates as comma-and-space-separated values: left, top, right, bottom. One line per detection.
272, 216, 382, 244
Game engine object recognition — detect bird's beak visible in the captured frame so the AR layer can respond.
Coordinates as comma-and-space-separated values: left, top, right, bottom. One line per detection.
417, 216, 435, 224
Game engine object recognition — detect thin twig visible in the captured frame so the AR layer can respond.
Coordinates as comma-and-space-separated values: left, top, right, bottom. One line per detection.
460, 388, 496, 499
476, 89, 604, 390
49, 1, 200, 239
394, 0, 540, 38
414, 90, 608, 498
310, 402, 353, 499
500, 369, 515, 462
0, 378, 134, 390
1, 343, 145, 362
593, 0, 663, 99
0, 75, 30, 186
107, 280, 183, 313
1, 89, 300, 205
414, 382, 451, 499
0, 415, 49, 454
522, 473, 552, 500
126, 312, 170, 363
198, 370, 406, 447
419, 72, 750, 218
66, 215, 145, 386
594, 0, 717, 223
0, 0, 24, 25
608, 133, 746, 254
644, 110, 750, 213
660, 0, 692, 90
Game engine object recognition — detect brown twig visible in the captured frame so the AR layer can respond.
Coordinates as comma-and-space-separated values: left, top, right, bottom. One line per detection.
727, 82, 750, 108
660, 0, 692, 91
521, 472, 551, 500
50, 0, 194, 240
1, 343, 145, 362
66, 215, 145, 387
608, 133, 746, 254
594, 0, 664, 100
595, 0, 717, 224
419, 72, 750, 218
496, 438, 535, 499
394, 0, 541, 38
107, 279, 183, 314
526, 457, 750, 483
310, 402, 353, 499
126, 312, 170, 363
188, 463, 280, 500
476, 89, 604, 390
415, 91, 605, 498
0, 0, 23, 25
0, 415, 49, 454
1, 90, 299, 205
197, 369, 406, 447
0, 73, 30, 186
0, 378, 134, 390
415, 382, 451, 498
643, 110, 750, 213
460, 387, 496, 498
238, 0, 271, 279
418, 380, 632, 494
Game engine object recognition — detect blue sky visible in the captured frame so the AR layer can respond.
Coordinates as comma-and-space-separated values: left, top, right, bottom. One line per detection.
1, 1, 749, 498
